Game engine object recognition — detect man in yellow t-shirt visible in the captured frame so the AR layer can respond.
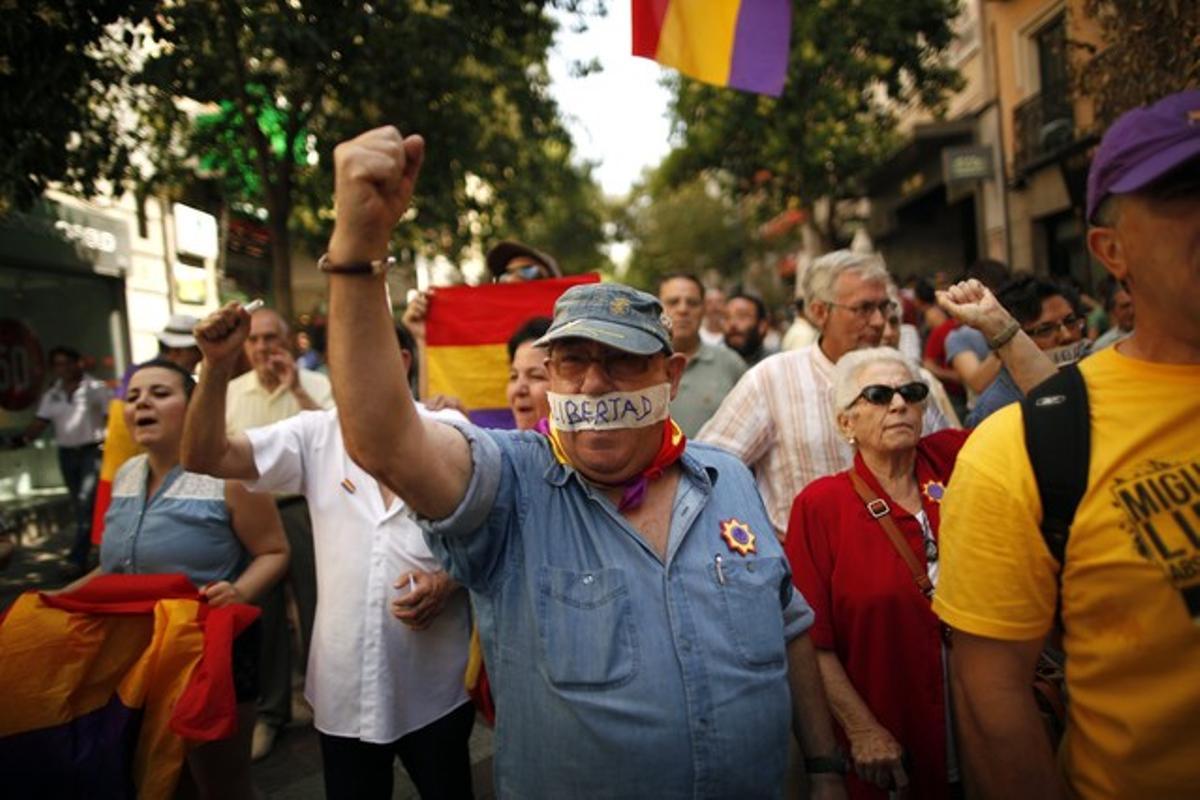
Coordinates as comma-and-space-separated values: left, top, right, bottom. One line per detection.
933, 90, 1200, 799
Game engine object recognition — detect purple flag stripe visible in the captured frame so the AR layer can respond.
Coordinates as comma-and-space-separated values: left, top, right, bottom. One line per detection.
468, 407, 517, 430
728, 0, 792, 97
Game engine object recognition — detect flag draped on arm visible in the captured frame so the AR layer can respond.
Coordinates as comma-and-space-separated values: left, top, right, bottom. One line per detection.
0, 574, 259, 799
425, 274, 600, 429
632, 0, 793, 97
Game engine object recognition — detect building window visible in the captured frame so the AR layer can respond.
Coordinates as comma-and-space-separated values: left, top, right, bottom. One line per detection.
1014, 11, 1074, 173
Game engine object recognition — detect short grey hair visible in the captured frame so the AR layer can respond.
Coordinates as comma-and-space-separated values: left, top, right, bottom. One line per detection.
801, 250, 891, 306
832, 346, 924, 410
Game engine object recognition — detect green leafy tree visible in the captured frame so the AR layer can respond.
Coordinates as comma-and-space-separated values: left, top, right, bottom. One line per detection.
133, 0, 609, 319
0, 0, 155, 212
507, 154, 614, 276
619, 172, 756, 291
1073, 0, 1200, 131
657, 0, 963, 244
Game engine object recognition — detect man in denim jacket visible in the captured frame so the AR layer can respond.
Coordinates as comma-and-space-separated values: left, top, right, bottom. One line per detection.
321, 126, 847, 799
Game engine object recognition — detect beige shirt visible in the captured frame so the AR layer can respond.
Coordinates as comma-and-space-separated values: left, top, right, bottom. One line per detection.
698, 344, 951, 537
226, 368, 334, 435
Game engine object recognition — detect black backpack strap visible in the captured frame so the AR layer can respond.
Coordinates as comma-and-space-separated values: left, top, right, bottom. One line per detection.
1021, 364, 1090, 565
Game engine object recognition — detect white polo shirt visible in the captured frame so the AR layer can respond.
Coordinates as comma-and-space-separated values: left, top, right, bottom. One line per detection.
35, 375, 111, 447
244, 405, 470, 743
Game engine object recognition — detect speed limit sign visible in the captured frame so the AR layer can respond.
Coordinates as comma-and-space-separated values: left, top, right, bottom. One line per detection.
0, 319, 46, 411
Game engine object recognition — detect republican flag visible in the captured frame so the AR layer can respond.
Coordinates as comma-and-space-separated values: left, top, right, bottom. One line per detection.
425, 274, 599, 428
632, 0, 793, 97
92, 398, 142, 545
0, 574, 259, 798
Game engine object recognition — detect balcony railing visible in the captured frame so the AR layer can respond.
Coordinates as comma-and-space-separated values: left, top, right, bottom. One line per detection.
1013, 90, 1075, 174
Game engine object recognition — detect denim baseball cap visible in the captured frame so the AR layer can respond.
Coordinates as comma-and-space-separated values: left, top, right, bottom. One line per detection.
534, 283, 673, 355
1086, 90, 1200, 222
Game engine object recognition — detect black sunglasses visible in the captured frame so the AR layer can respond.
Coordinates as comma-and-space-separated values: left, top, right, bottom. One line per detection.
850, 382, 930, 408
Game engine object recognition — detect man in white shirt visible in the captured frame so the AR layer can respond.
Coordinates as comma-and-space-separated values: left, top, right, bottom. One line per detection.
184, 305, 475, 799
223, 306, 334, 759
13, 345, 111, 575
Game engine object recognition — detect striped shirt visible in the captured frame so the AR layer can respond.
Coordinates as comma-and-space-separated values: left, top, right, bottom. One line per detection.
698, 344, 951, 537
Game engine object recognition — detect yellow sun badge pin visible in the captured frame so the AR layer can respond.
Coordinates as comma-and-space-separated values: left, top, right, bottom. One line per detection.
719, 518, 757, 556
921, 479, 946, 504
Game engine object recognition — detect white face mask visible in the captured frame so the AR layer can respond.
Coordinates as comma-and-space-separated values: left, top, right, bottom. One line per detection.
1045, 339, 1090, 367
547, 384, 671, 432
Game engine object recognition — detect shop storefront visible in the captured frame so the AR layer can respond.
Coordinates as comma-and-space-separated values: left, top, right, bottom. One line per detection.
866, 120, 990, 281
0, 200, 131, 504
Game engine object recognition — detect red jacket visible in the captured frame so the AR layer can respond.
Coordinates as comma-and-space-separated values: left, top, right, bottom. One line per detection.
786, 429, 969, 799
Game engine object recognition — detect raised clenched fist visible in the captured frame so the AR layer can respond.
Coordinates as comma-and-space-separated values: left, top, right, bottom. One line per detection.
194, 301, 252, 367
936, 278, 1013, 340
327, 126, 426, 265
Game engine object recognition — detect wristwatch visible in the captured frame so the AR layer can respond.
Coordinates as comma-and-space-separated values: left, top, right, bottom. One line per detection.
316, 252, 396, 276
804, 748, 849, 775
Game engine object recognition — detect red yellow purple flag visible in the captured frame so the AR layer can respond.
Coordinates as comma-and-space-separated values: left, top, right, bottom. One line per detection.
92, 398, 142, 545
632, 0, 793, 97
0, 574, 259, 798
425, 274, 600, 428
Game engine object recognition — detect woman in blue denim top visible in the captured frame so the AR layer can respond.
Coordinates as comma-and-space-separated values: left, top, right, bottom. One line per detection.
65, 359, 288, 800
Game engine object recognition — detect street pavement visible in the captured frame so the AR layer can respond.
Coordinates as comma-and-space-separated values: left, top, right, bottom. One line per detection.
1, 514, 495, 799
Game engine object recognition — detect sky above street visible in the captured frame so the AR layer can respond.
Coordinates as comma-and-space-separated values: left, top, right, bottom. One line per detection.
547, 4, 675, 198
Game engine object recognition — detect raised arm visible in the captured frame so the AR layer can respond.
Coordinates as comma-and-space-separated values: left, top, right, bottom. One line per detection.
180, 303, 260, 480
324, 127, 472, 519
938, 280, 1058, 395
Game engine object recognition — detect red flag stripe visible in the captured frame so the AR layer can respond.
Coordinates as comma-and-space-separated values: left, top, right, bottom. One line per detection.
631, 0, 671, 57
424, 274, 599, 346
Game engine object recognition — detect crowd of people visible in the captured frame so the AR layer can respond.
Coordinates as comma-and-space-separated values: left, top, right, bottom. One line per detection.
2, 89, 1197, 799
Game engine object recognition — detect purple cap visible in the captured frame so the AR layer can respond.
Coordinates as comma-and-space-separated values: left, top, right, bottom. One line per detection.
1086, 90, 1200, 223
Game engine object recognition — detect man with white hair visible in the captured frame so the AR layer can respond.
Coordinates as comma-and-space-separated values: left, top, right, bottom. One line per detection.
699, 250, 952, 537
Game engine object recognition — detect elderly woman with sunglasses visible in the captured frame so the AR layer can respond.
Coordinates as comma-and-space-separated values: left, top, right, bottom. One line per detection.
783, 281, 1059, 799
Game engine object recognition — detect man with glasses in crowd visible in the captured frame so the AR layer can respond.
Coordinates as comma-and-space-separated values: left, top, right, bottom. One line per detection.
963, 275, 1086, 426
318, 125, 848, 799
699, 251, 952, 538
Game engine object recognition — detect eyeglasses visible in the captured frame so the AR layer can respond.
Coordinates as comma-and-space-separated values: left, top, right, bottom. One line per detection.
548, 348, 656, 382
1023, 314, 1086, 340
830, 300, 897, 320
849, 381, 930, 408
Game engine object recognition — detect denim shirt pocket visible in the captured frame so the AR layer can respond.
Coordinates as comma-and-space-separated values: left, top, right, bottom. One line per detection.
535, 565, 640, 690
710, 556, 788, 669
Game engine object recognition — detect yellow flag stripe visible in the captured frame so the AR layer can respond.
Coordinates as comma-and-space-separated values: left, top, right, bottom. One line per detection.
426, 344, 511, 411
657, 0, 741, 86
